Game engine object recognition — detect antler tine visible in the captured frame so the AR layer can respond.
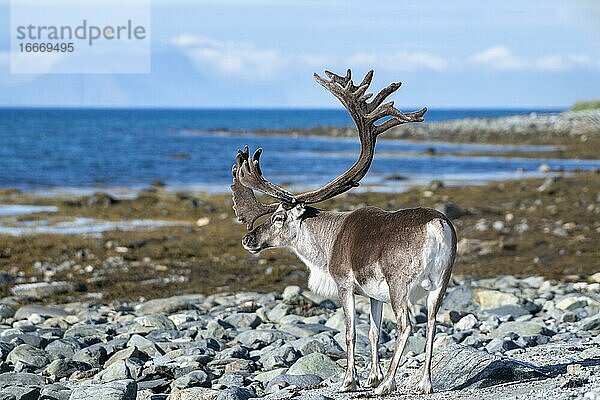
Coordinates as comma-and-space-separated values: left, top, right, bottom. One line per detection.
237, 146, 297, 205
231, 155, 279, 230
292, 69, 426, 204
367, 81, 402, 114
373, 106, 427, 135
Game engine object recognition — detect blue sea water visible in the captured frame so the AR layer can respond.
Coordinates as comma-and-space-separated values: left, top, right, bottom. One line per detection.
1, 107, 598, 193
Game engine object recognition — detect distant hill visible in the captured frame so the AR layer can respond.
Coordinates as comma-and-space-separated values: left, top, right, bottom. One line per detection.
572, 100, 600, 111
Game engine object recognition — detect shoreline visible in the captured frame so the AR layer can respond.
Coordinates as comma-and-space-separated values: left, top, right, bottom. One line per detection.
212, 109, 600, 160
0, 171, 598, 303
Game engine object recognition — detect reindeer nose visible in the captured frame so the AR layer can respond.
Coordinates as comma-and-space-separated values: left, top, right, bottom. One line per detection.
242, 235, 253, 248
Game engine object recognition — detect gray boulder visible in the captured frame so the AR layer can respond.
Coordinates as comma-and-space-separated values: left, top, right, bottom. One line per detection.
216, 387, 254, 400
260, 344, 301, 370
10, 282, 83, 298
14, 305, 69, 320
134, 295, 198, 315
287, 353, 343, 379
408, 344, 545, 390
266, 374, 322, 391
40, 383, 71, 400
172, 370, 211, 389
7, 344, 50, 369
1, 386, 39, 400
0, 372, 45, 388
69, 379, 137, 400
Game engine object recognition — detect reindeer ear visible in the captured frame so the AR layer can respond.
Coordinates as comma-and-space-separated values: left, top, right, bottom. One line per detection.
289, 203, 306, 220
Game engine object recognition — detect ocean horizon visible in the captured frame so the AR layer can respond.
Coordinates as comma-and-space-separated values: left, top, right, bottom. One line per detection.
2, 107, 592, 193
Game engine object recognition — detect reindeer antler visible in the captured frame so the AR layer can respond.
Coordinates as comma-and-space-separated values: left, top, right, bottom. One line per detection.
231, 147, 280, 229
295, 69, 426, 203
231, 69, 427, 229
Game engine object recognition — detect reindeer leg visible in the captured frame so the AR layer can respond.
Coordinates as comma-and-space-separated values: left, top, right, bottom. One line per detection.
365, 297, 384, 388
418, 286, 444, 394
338, 284, 359, 392
374, 304, 411, 396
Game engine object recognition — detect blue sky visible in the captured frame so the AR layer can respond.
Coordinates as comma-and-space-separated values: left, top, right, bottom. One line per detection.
0, 0, 599, 108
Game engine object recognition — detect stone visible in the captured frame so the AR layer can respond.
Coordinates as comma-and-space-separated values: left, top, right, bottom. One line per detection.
130, 315, 175, 333
581, 313, 600, 331
401, 336, 426, 356
95, 359, 144, 383
126, 335, 163, 357
168, 388, 219, 400
0, 372, 45, 388
282, 285, 302, 301
215, 345, 249, 360
435, 203, 464, 219
135, 296, 197, 315
14, 306, 69, 320
40, 383, 71, 400
472, 288, 520, 309
589, 272, 600, 284
204, 321, 226, 340
252, 368, 287, 385
224, 359, 255, 373
43, 359, 88, 379
172, 370, 211, 389
407, 344, 545, 390
555, 295, 595, 311
433, 334, 455, 350
1, 386, 39, 400
0, 305, 15, 319
104, 346, 147, 368
259, 344, 301, 370
69, 379, 137, 400
279, 323, 335, 338
484, 305, 531, 318
223, 313, 262, 330
265, 304, 289, 323
10, 282, 84, 298
455, 314, 478, 330
490, 321, 552, 339
64, 324, 108, 341
215, 373, 245, 388
72, 344, 108, 368
287, 353, 343, 379
7, 344, 50, 369
485, 338, 520, 354
45, 338, 84, 360
266, 374, 322, 391
236, 330, 289, 350
216, 387, 254, 400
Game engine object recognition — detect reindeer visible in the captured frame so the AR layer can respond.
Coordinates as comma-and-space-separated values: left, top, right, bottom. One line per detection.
230, 69, 457, 395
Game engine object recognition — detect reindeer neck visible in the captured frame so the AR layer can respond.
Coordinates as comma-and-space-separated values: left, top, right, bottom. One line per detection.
290, 209, 348, 271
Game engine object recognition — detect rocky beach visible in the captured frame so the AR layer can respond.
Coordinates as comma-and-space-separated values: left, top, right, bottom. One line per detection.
0, 109, 599, 399
0, 275, 599, 400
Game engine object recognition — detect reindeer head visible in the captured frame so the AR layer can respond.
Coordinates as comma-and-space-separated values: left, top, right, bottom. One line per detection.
231, 69, 426, 254
241, 203, 308, 253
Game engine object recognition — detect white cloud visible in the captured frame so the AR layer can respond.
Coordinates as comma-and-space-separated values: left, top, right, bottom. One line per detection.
470, 46, 527, 70
170, 34, 286, 80
348, 50, 448, 72
170, 35, 599, 79
470, 46, 597, 72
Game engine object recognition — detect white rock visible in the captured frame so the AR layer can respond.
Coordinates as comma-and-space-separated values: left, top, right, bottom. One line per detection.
196, 217, 210, 227
455, 314, 478, 330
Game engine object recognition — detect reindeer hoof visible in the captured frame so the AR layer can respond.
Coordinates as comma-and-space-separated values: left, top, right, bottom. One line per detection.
417, 378, 433, 394
365, 372, 384, 388
374, 379, 396, 396
340, 379, 359, 392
